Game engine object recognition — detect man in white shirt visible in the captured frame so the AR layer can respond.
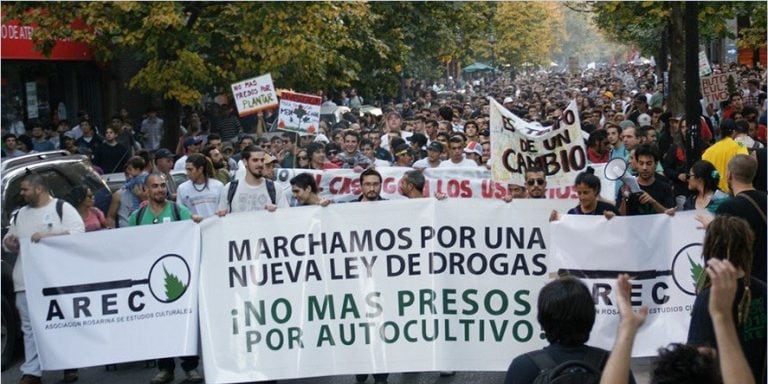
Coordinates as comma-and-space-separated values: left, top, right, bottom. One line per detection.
3, 173, 85, 384
413, 141, 443, 169
439, 136, 478, 168
216, 146, 289, 215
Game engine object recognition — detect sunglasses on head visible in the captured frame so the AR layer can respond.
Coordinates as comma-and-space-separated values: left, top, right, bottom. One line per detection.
526, 178, 545, 186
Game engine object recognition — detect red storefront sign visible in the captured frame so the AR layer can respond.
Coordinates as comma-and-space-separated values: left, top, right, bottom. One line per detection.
1, 18, 92, 60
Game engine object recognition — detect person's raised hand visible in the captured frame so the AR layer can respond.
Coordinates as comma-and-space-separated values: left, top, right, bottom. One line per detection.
706, 259, 739, 320
616, 274, 648, 331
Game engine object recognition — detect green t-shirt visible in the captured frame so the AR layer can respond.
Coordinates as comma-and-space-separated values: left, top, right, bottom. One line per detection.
128, 202, 192, 226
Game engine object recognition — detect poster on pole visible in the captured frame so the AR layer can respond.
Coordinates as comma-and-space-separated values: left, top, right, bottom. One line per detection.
701, 72, 739, 105
489, 99, 587, 189
231, 74, 279, 117
277, 91, 322, 134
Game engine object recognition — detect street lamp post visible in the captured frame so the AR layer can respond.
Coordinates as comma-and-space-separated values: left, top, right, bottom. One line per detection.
489, 34, 496, 82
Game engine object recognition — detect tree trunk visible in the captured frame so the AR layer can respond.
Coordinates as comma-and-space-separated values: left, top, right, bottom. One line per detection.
162, 98, 181, 152
667, 2, 685, 115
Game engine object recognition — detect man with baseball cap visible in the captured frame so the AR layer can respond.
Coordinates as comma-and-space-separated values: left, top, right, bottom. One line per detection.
173, 137, 203, 170
412, 142, 443, 169
153, 148, 178, 200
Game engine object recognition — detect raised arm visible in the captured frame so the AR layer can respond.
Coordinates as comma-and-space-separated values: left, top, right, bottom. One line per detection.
706, 259, 755, 384
600, 274, 648, 384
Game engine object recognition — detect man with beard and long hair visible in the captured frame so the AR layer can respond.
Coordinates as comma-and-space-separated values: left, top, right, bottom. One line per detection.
216, 146, 289, 215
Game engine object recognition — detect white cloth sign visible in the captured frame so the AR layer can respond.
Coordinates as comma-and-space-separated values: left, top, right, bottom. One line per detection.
231, 74, 279, 116
549, 211, 703, 356
490, 99, 587, 188
269, 166, 615, 203
199, 199, 573, 383
23, 221, 201, 369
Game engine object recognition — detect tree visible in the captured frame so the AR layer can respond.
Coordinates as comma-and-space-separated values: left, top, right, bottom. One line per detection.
3, 2, 379, 147
491, 3, 565, 68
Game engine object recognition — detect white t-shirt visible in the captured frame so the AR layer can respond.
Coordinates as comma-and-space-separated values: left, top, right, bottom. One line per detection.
380, 131, 413, 152
412, 158, 440, 169
218, 179, 290, 213
177, 178, 224, 218
439, 158, 478, 168
173, 155, 188, 171
3, 198, 85, 292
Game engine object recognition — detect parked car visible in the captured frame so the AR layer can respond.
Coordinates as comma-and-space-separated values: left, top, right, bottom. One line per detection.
1, 150, 110, 370
100, 170, 188, 193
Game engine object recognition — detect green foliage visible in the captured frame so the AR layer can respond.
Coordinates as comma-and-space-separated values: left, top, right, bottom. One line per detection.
3, 2, 627, 102
163, 265, 186, 302
689, 255, 704, 292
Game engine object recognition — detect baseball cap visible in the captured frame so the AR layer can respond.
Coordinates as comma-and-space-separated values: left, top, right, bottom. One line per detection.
503, 97, 514, 104
313, 133, 330, 144
464, 141, 483, 156
407, 133, 428, 147
221, 142, 235, 153
427, 141, 444, 152
603, 91, 614, 99
618, 120, 636, 130
263, 153, 278, 164
394, 143, 412, 157
637, 113, 652, 127
154, 148, 175, 160
184, 137, 203, 148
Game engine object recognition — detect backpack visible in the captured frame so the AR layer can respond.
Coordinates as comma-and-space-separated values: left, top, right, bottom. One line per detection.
226, 179, 276, 212
12, 199, 65, 225
134, 202, 181, 224
528, 348, 607, 384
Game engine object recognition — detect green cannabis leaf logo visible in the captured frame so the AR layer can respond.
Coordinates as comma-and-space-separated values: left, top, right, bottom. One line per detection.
689, 254, 704, 291
163, 264, 186, 302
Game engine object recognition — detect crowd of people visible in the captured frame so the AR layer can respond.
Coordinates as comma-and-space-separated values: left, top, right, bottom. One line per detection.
2, 60, 767, 384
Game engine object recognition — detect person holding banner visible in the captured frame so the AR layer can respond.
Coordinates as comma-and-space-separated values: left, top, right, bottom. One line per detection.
524, 167, 547, 199
289, 173, 331, 206
353, 168, 388, 383
127, 173, 201, 383
550, 167, 618, 221
3, 173, 85, 384
617, 144, 674, 216
217, 146, 289, 214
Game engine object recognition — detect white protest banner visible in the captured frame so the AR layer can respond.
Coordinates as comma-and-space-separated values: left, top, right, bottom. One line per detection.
269, 166, 615, 203
23, 221, 201, 369
701, 71, 739, 105
199, 199, 574, 383
549, 211, 703, 356
231, 74, 279, 116
490, 99, 587, 189
277, 91, 322, 134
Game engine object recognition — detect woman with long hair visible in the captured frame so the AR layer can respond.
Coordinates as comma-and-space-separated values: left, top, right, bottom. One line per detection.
177, 153, 224, 220
683, 160, 728, 213
69, 186, 106, 232
688, 215, 766, 383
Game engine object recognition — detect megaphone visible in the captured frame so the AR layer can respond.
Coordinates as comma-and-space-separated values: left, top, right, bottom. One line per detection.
604, 158, 642, 193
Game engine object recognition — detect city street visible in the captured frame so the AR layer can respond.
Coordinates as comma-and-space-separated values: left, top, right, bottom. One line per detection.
2, 357, 653, 384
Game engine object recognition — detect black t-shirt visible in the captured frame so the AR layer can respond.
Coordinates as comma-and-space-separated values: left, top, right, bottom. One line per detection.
716, 190, 768, 283
687, 278, 767, 383
620, 177, 675, 216
504, 344, 636, 384
568, 201, 619, 215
